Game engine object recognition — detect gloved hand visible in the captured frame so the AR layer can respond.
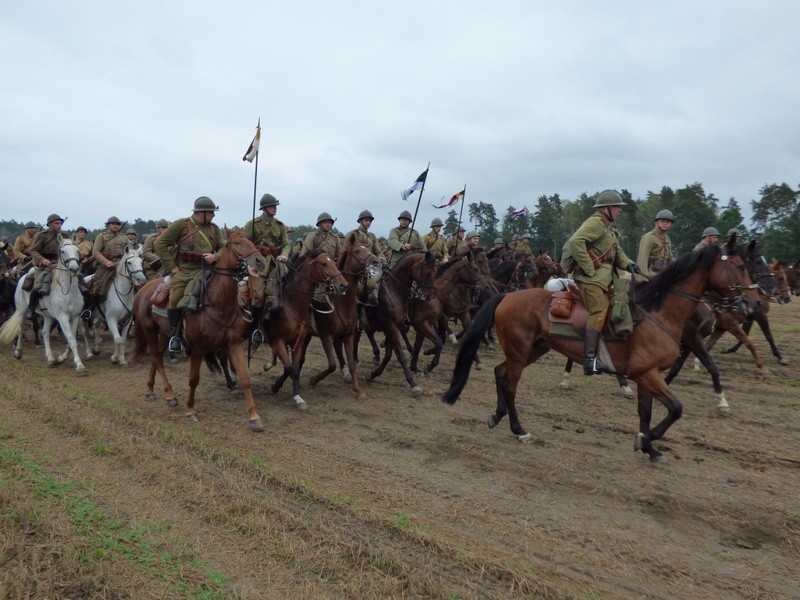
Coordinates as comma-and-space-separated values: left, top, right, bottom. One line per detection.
628, 263, 641, 275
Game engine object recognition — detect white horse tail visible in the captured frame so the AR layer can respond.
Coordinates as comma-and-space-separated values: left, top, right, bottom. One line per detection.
0, 309, 23, 344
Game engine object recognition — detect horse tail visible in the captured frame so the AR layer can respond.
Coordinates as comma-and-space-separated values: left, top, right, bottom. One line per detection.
442, 293, 505, 405
204, 352, 222, 374
0, 310, 23, 345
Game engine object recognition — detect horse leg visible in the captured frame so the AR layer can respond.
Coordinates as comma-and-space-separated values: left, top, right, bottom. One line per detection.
62, 315, 87, 375
342, 333, 366, 401
116, 320, 131, 365
41, 316, 57, 366
146, 331, 176, 405
560, 359, 574, 389
107, 318, 122, 364
289, 344, 310, 410
634, 370, 683, 463
388, 326, 422, 396
722, 318, 752, 354
664, 347, 691, 385
491, 360, 532, 440
693, 345, 728, 413
227, 343, 263, 431
366, 330, 381, 365
421, 323, 444, 375
409, 329, 423, 373
367, 338, 392, 381
334, 341, 351, 382
726, 324, 769, 377
753, 312, 788, 365
309, 335, 337, 386
184, 352, 203, 422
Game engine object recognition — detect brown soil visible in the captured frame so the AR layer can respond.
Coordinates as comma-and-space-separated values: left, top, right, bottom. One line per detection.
1, 302, 799, 599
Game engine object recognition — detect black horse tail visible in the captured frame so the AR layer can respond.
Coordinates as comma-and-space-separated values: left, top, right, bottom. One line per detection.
442, 293, 505, 405
204, 352, 222, 374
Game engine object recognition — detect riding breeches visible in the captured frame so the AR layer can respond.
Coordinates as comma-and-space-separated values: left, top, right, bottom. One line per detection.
576, 281, 609, 332
169, 268, 199, 309
91, 263, 116, 297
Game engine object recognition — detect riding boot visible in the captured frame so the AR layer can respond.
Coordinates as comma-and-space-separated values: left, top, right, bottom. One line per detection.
250, 306, 265, 344
80, 294, 96, 323
583, 329, 611, 375
167, 308, 182, 353
26, 290, 40, 320
265, 293, 281, 313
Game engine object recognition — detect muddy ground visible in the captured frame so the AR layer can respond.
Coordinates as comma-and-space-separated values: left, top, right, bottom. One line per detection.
1, 302, 799, 599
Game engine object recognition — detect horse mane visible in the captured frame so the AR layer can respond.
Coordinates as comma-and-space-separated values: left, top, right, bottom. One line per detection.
490, 260, 517, 279
636, 244, 725, 312
391, 249, 431, 271
436, 255, 464, 276
284, 249, 325, 283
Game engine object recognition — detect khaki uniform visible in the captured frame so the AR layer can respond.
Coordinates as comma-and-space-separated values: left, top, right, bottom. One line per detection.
387, 226, 426, 268
637, 229, 674, 278
242, 214, 290, 308
29, 231, 65, 290
91, 230, 129, 297
301, 228, 342, 260
13, 232, 36, 263
142, 233, 162, 280
693, 239, 715, 252
566, 211, 634, 332
156, 216, 223, 309
346, 225, 382, 257
422, 231, 448, 261
515, 239, 533, 258
445, 237, 468, 258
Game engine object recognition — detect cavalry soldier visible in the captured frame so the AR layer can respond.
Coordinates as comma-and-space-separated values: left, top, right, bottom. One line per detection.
125, 228, 139, 244
26, 214, 67, 319
445, 226, 468, 258
81, 216, 128, 321
142, 219, 169, 280
73, 226, 94, 274
301, 212, 342, 259
465, 231, 481, 251
726, 227, 742, 249
0, 236, 14, 265
346, 210, 383, 256
637, 209, 675, 278
290, 236, 304, 259
509, 234, 521, 254
387, 210, 426, 268
693, 227, 719, 251
493, 238, 505, 251
422, 217, 448, 261
13, 221, 39, 265
156, 196, 224, 353
565, 189, 638, 375
516, 233, 533, 258
242, 193, 290, 342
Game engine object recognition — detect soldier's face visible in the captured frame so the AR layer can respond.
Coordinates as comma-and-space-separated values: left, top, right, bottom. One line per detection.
360, 218, 373, 230
319, 220, 333, 232
76, 231, 86, 240
49, 221, 63, 233
26, 228, 37, 235
109, 223, 122, 232
156, 227, 167, 234
399, 218, 411, 227
263, 206, 277, 217
656, 218, 672, 232
431, 225, 442, 234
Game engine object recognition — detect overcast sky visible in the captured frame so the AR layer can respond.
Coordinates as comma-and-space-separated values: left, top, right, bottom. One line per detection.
3, 1, 798, 234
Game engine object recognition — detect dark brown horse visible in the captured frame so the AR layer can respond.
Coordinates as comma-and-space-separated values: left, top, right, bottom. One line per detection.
443, 244, 748, 463
530, 251, 559, 287
129, 228, 266, 429
305, 236, 382, 400
358, 250, 437, 395
260, 250, 347, 409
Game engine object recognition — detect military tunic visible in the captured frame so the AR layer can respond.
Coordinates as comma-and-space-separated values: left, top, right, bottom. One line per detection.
91, 230, 129, 297
29, 230, 65, 289
242, 214, 290, 308
301, 228, 342, 260
693, 239, 715, 252
566, 211, 634, 332
515, 240, 533, 258
387, 226, 426, 268
346, 225, 382, 257
445, 237, 468, 258
636, 229, 674, 278
13, 232, 36, 263
141, 233, 162, 281
422, 231, 448, 261
156, 216, 223, 309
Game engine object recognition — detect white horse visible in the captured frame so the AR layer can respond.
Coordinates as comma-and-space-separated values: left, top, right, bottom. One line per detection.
82, 244, 146, 364
0, 237, 87, 374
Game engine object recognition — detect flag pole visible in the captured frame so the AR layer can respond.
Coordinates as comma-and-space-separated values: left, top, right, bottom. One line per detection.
453, 183, 467, 249
407, 161, 430, 243
249, 118, 261, 244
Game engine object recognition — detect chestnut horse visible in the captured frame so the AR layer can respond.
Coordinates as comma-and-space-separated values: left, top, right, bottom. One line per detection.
443, 244, 748, 463
260, 250, 347, 409
306, 237, 383, 400
128, 228, 266, 429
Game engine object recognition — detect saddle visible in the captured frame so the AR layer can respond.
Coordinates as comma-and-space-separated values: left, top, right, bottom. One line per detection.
546, 278, 634, 340
150, 277, 170, 308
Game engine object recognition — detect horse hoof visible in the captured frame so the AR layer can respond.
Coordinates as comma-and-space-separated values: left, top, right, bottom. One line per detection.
309, 378, 320, 386
47, 360, 58, 368
487, 415, 497, 429
621, 385, 635, 399
650, 453, 667, 464
185, 414, 198, 423
144, 394, 156, 402
263, 363, 274, 372
716, 404, 731, 415
517, 433, 532, 443
75, 367, 88, 377
779, 358, 789, 366
342, 374, 352, 383
372, 356, 380, 365
366, 372, 375, 382
14, 352, 21, 360
634, 432, 645, 451
410, 385, 423, 397
110, 357, 119, 365
474, 362, 484, 371
559, 381, 571, 390
293, 395, 308, 410
169, 357, 178, 365
357, 393, 368, 401
249, 418, 264, 432
166, 398, 178, 408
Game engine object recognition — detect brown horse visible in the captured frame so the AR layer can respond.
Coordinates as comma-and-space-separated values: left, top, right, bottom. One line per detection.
259, 250, 347, 409
305, 236, 383, 400
129, 228, 266, 429
530, 251, 559, 287
443, 244, 748, 463
785, 258, 800, 296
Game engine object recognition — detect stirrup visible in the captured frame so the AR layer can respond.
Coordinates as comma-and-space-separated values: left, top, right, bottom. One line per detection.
251, 329, 264, 344
80, 309, 93, 322
168, 336, 182, 353
583, 357, 610, 376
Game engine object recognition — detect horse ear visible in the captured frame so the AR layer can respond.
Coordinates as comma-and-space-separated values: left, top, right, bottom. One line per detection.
346, 231, 357, 248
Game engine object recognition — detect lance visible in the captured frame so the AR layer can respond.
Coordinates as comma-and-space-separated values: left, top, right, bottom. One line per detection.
407, 161, 430, 244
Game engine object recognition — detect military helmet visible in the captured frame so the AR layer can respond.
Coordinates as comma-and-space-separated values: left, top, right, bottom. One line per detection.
75, 225, 88, 233
701, 227, 720, 238
592, 189, 625, 208
655, 209, 674, 221
357, 209, 374, 222
522, 233, 531, 239
126, 228, 137, 235
727, 227, 741, 237
458, 226, 467, 232
156, 219, 170, 228
259, 193, 279, 208
398, 210, 412, 220
316, 212, 335, 225
193, 196, 218, 212
46, 214, 64, 225
106, 216, 122, 225
466, 231, 480, 239
494, 237, 503, 245
430, 217, 443, 227
512, 234, 521, 241
294, 237, 303, 244
25, 221, 37, 228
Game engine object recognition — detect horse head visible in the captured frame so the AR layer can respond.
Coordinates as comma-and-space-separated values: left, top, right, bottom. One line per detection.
307, 250, 347, 296
767, 258, 792, 304
742, 240, 781, 301
58, 236, 82, 274
339, 239, 383, 286
121, 244, 147, 288
223, 227, 266, 273
785, 259, 800, 296
534, 252, 558, 279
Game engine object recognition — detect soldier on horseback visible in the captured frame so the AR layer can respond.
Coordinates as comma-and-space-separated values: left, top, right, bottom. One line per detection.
422, 218, 448, 261
301, 212, 342, 260
242, 193, 290, 343
81, 216, 128, 321
73, 226, 94, 274
445, 226, 468, 258
565, 190, 638, 375
142, 219, 169, 281
156, 196, 224, 353
637, 209, 675, 278
387, 210, 426, 268
346, 210, 382, 256
13, 221, 39, 267
26, 214, 67, 319
694, 227, 719, 251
